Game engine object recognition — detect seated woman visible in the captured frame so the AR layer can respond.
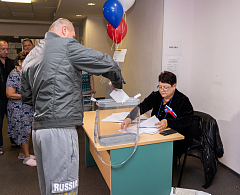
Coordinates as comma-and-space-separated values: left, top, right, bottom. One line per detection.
121, 71, 194, 160
6, 51, 36, 166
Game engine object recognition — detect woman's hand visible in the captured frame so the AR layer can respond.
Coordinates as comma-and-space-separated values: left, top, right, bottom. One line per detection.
121, 118, 132, 130
155, 119, 168, 131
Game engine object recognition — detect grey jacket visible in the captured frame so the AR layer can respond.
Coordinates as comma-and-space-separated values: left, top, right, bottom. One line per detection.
20, 32, 124, 130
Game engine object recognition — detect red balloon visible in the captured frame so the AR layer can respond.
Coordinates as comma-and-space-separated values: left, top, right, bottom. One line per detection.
107, 19, 127, 44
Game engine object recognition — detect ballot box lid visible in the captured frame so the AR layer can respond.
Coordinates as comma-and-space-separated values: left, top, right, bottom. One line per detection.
97, 98, 140, 108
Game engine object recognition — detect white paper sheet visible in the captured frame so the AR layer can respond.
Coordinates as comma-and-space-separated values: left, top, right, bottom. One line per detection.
170, 187, 211, 195
113, 49, 127, 62
119, 116, 160, 135
164, 41, 182, 56
119, 126, 159, 135
102, 112, 149, 123
110, 89, 129, 103
139, 115, 159, 128
166, 58, 179, 77
102, 112, 129, 123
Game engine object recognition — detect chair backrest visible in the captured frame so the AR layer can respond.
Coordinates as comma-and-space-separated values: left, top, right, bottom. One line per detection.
188, 114, 202, 141
193, 111, 216, 135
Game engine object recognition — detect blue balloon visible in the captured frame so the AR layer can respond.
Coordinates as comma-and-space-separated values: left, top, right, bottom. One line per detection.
103, 0, 123, 28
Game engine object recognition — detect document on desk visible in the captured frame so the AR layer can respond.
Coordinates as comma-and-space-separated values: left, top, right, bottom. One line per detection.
102, 112, 148, 123
119, 116, 160, 135
102, 112, 129, 123
139, 115, 159, 128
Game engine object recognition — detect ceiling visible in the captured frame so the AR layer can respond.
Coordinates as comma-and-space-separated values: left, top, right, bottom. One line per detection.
0, 0, 107, 27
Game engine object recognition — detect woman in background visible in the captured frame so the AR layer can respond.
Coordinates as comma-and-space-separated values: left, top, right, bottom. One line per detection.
6, 51, 36, 166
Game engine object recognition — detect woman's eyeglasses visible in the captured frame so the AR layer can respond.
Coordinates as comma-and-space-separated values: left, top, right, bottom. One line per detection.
157, 85, 172, 91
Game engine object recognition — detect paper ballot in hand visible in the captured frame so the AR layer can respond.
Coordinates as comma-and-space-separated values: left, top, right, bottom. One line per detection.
110, 89, 129, 103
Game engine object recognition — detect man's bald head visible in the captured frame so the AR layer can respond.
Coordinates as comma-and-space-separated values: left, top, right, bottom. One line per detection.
0, 40, 7, 46
49, 18, 75, 39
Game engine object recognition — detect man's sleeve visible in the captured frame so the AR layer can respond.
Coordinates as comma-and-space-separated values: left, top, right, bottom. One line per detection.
126, 92, 156, 120
20, 69, 33, 106
67, 39, 125, 89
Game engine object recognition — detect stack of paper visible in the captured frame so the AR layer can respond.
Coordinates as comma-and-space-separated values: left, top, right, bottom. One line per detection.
119, 116, 160, 135
101, 112, 160, 135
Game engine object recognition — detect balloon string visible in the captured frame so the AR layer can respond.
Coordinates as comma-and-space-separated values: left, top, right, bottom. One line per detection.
111, 31, 115, 50
111, 41, 114, 50
120, 16, 126, 48
115, 29, 117, 45
120, 21, 123, 47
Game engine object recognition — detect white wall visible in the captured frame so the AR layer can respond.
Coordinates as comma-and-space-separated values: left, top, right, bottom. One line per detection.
121, 0, 164, 102
82, 17, 114, 98
162, 0, 194, 96
164, 0, 240, 174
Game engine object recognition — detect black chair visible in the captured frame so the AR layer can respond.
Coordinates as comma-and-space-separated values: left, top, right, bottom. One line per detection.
177, 111, 223, 188
177, 113, 202, 187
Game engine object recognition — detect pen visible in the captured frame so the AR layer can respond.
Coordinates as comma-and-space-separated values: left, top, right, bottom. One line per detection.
139, 127, 157, 128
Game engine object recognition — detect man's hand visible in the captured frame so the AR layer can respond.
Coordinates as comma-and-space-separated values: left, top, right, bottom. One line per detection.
109, 81, 118, 91
91, 89, 96, 94
155, 119, 168, 131
121, 118, 132, 130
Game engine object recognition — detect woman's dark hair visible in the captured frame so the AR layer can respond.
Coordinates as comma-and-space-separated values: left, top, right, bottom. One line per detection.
17, 51, 29, 61
22, 38, 33, 45
158, 71, 177, 86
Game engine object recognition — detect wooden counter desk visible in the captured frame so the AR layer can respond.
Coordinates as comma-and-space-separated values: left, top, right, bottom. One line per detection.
83, 110, 184, 195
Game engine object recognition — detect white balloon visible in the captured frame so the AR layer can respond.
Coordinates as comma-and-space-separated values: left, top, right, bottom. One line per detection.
118, 0, 135, 12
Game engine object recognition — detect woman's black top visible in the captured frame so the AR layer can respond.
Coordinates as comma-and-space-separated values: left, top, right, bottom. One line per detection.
128, 89, 194, 140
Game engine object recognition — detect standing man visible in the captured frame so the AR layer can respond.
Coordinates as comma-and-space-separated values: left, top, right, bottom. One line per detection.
15, 38, 34, 66
0, 40, 14, 155
22, 38, 34, 52
20, 18, 125, 195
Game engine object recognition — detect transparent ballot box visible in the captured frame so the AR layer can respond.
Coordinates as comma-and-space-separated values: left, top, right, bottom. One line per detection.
95, 98, 140, 147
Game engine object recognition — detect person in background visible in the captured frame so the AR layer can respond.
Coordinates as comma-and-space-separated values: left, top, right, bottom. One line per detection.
0, 40, 15, 155
20, 18, 125, 195
121, 71, 193, 164
14, 38, 34, 66
22, 38, 34, 52
6, 51, 36, 166
82, 71, 96, 111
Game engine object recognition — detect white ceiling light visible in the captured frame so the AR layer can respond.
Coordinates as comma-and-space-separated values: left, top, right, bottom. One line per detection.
1, 0, 31, 3
87, 3, 95, 6
76, 15, 82, 17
